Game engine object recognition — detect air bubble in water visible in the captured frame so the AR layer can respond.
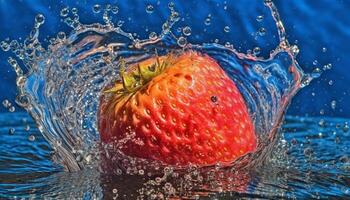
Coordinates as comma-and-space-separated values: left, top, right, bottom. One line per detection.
177, 37, 187, 47
28, 135, 35, 142
258, 27, 266, 36
328, 80, 334, 85
9, 128, 15, 135
182, 26, 191, 36
224, 26, 230, 33
112, 188, 118, 193
256, 15, 264, 22
322, 47, 327, 52
93, 4, 101, 13
60, 7, 69, 17
146, 5, 154, 14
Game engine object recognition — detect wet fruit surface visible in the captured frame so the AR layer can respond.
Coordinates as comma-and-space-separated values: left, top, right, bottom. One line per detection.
98, 51, 257, 166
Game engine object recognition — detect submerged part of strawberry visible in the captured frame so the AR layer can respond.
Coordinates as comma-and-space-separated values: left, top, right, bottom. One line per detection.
98, 50, 257, 166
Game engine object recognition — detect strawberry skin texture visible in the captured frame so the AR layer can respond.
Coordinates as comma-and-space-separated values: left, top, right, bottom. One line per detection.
98, 51, 256, 166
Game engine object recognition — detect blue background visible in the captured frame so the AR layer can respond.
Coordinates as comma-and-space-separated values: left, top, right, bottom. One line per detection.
0, 0, 349, 117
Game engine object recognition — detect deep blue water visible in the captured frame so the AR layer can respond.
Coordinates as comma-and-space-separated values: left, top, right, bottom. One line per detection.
0, 0, 350, 199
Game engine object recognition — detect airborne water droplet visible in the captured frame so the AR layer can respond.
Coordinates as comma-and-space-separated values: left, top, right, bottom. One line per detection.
331, 100, 337, 110
258, 27, 266, 36
93, 4, 101, 13
28, 135, 35, 142
256, 15, 264, 22
148, 32, 157, 40
224, 26, 230, 33
2, 99, 10, 108
182, 26, 191, 36
253, 47, 261, 55
204, 17, 211, 26
111, 6, 119, 14
35, 14, 45, 25
177, 37, 187, 47
60, 7, 69, 17
8, 128, 15, 135
146, 5, 154, 14
9, 106, 15, 112
0, 41, 10, 51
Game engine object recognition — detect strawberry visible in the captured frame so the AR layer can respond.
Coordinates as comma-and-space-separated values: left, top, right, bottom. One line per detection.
98, 50, 256, 166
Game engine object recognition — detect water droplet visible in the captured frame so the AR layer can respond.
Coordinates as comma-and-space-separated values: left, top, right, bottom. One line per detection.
320, 109, 325, 115
312, 60, 318, 65
177, 37, 187, 47
343, 123, 349, 133
60, 7, 69, 17
328, 80, 334, 85
291, 45, 300, 55
2, 99, 11, 108
93, 4, 101, 13
322, 47, 327, 52
28, 135, 35, 142
8, 128, 15, 135
35, 14, 45, 25
9, 106, 15, 112
318, 119, 325, 127
15, 94, 29, 107
146, 5, 154, 14
323, 63, 332, 71
331, 100, 337, 110
56, 32, 66, 41
258, 27, 266, 36
71, 7, 78, 14
112, 188, 118, 193
148, 32, 157, 40
204, 17, 211, 26
312, 68, 322, 78
168, 2, 175, 9
224, 42, 232, 48
0, 41, 10, 51
25, 125, 30, 131
224, 26, 230, 33
256, 15, 264, 22
253, 47, 261, 55
182, 26, 191, 36
111, 6, 119, 14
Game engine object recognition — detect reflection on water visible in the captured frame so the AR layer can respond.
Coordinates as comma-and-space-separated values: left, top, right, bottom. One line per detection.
1, 112, 349, 199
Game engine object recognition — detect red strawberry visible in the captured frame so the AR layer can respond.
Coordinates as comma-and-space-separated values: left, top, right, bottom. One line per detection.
98, 51, 256, 166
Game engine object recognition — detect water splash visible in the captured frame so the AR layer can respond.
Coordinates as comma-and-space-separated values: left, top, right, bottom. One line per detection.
1, 0, 310, 198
